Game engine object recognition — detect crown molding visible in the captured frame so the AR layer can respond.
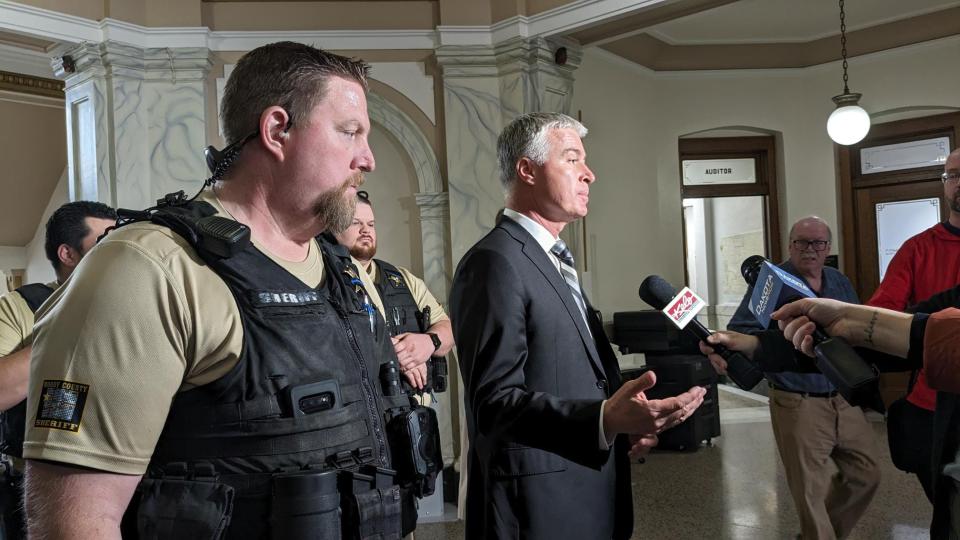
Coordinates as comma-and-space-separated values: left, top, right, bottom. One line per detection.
0, 41, 53, 78
0, 69, 62, 98
210, 29, 436, 52
436, 26, 493, 47
0, 1, 436, 52
0, 0, 675, 55
526, 0, 669, 38
0, 0, 100, 44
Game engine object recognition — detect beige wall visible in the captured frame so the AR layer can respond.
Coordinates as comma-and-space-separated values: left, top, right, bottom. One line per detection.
12, 0, 104, 21
572, 36, 960, 318
23, 168, 69, 285
570, 51, 661, 316
15, 0, 200, 26
438, 0, 491, 25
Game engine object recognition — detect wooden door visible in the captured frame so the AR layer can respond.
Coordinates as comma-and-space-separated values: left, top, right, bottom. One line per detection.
839, 112, 960, 299
838, 112, 960, 407
854, 181, 946, 298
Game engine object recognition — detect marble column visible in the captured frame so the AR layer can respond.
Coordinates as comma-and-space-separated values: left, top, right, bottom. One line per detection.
415, 191, 456, 462
53, 41, 211, 210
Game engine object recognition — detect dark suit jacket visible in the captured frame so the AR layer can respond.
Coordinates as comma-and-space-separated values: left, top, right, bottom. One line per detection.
449, 217, 633, 540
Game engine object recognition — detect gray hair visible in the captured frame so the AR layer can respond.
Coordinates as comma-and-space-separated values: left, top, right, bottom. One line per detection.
497, 112, 588, 190
790, 215, 832, 243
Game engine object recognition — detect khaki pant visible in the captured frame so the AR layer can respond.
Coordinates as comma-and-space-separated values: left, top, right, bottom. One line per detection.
769, 389, 881, 540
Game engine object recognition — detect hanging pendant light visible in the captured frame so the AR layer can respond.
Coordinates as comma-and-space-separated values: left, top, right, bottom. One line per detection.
826, 0, 870, 145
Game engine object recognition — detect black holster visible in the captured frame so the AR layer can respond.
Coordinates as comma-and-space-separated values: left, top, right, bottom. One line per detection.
386, 406, 442, 499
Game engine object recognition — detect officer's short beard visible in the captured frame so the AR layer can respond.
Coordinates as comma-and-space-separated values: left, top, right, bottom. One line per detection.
349, 242, 376, 262
316, 173, 364, 234
951, 193, 960, 214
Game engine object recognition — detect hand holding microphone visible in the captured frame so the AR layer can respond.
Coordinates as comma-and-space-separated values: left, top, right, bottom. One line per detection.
740, 255, 883, 412
639, 275, 765, 390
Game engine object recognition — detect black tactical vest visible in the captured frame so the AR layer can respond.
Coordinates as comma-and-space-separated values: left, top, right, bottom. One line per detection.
0, 283, 55, 459
122, 201, 410, 538
373, 259, 422, 335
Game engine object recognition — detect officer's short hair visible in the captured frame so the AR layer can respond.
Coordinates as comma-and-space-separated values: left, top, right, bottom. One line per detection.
221, 42, 370, 147
44, 201, 117, 271
497, 112, 588, 191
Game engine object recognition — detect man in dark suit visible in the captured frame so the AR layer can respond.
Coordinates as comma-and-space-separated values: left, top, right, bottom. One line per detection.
450, 112, 707, 540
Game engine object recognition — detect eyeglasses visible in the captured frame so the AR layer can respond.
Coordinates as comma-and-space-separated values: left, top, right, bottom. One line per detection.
791, 239, 830, 252
357, 190, 370, 201
942, 172, 960, 184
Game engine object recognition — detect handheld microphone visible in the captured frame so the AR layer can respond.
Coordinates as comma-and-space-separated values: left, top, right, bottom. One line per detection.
740, 255, 883, 412
639, 275, 764, 390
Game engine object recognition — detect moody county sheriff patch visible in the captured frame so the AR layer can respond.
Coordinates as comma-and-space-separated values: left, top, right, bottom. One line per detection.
34, 379, 89, 432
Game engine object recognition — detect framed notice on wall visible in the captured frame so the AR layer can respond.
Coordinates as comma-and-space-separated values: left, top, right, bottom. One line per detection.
682, 158, 756, 186
876, 198, 940, 281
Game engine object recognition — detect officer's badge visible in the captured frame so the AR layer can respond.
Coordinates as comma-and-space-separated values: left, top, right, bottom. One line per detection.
388, 274, 404, 288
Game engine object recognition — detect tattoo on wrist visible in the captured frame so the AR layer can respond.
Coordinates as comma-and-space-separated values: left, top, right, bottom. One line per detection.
864, 311, 878, 346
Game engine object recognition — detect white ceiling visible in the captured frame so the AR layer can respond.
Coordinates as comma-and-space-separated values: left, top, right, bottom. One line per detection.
647, 0, 960, 44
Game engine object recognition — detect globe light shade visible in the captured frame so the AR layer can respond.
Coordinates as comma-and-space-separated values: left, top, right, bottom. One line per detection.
826, 93, 871, 145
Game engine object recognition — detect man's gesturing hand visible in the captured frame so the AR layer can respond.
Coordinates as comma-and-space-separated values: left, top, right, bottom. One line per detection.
603, 370, 706, 438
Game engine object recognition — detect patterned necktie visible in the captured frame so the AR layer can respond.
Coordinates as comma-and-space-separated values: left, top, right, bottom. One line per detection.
551, 239, 590, 330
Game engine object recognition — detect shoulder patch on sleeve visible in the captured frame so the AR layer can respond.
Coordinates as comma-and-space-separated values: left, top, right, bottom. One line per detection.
34, 380, 89, 432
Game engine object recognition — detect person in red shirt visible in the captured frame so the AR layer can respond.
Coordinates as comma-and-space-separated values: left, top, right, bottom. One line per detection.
867, 146, 960, 500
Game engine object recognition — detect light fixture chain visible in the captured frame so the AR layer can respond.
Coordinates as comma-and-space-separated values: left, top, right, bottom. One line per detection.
839, 0, 849, 93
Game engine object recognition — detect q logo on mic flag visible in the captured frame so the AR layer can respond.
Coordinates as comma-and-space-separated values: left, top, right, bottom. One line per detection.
662, 287, 706, 330
747, 260, 816, 327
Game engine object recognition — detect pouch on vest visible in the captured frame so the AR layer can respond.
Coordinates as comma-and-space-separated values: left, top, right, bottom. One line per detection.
136, 474, 235, 539
350, 485, 402, 540
270, 469, 341, 540
340, 467, 403, 540
386, 405, 442, 498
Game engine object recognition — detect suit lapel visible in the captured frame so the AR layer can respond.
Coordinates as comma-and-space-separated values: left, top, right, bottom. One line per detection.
581, 290, 623, 392
499, 219, 605, 378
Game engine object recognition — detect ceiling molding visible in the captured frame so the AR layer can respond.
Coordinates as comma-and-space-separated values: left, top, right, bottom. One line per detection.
635, 33, 960, 79
436, 26, 493, 47
601, 7, 960, 71
648, 1, 960, 46
0, 0, 100, 44
567, 0, 738, 45
210, 29, 436, 51
526, 0, 671, 38
0, 41, 54, 78
0, 69, 62, 98
1, 1, 436, 51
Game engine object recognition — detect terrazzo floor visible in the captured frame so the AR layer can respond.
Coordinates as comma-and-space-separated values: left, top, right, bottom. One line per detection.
416, 384, 932, 539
